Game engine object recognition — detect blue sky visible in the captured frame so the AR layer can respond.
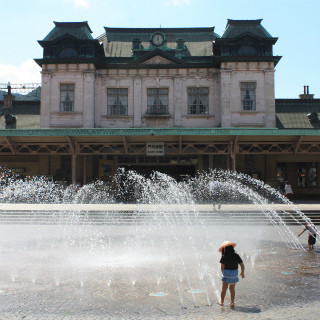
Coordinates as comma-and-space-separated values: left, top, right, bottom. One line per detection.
0, 0, 319, 98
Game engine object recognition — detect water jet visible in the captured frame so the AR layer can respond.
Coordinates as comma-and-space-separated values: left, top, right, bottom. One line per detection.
0, 168, 319, 318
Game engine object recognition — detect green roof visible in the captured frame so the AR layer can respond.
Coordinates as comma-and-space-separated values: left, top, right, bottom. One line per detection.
221, 19, 274, 39
102, 27, 218, 57
0, 128, 319, 137
276, 99, 320, 129
42, 21, 94, 41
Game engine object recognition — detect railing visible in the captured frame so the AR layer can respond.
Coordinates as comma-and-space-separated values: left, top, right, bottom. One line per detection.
146, 105, 169, 115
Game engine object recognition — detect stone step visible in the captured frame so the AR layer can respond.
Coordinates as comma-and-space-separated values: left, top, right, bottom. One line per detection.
0, 210, 319, 225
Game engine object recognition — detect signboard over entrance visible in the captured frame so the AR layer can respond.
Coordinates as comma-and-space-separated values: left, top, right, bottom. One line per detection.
146, 142, 164, 156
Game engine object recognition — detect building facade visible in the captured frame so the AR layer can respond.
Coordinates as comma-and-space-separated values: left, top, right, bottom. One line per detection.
36, 20, 279, 130
0, 19, 319, 198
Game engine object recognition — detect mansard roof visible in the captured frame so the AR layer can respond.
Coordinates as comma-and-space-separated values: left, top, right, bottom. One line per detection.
101, 27, 219, 57
35, 20, 281, 68
42, 21, 94, 42
221, 19, 274, 39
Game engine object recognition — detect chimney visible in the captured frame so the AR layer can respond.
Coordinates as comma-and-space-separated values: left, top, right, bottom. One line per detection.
299, 85, 314, 100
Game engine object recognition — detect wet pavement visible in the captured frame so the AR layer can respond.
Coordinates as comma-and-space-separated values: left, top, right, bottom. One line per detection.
0, 206, 319, 319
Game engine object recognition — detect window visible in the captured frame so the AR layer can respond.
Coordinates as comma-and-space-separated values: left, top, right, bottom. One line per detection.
298, 163, 317, 187
107, 88, 128, 115
277, 165, 286, 181
237, 46, 257, 56
60, 84, 74, 112
188, 87, 209, 115
59, 48, 78, 58
147, 88, 169, 115
241, 82, 256, 111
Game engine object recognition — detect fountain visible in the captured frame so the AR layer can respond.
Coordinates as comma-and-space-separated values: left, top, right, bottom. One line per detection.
0, 167, 319, 319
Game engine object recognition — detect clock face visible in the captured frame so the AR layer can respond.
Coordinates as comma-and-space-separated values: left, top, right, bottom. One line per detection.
152, 33, 164, 46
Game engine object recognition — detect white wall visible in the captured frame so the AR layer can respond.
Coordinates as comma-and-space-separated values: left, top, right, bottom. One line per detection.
40, 62, 276, 129
220, 61, 276, 128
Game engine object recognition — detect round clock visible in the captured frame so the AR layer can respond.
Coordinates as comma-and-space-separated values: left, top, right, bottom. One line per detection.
152, 33, 164, 46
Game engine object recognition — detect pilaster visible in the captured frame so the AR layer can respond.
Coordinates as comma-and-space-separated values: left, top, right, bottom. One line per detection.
133, 75, 142, 127
40, 69, 52, 128
220, 68, 233, 127
264, 66, 276, 127
82, 70, 96, 128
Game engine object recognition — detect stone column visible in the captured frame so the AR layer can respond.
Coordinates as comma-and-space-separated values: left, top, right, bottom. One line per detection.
72, 154, 77, 185
83, 155, 87, 185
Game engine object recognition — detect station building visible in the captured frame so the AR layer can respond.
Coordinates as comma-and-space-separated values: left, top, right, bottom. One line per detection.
0, 19, 320, 198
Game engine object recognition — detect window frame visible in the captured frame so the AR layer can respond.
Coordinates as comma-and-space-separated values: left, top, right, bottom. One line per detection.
107, 88, 129, 116
147, 88, 169, 115
60, 83, 75, 112
187, 87, 209, 115
240, 82, 256, 111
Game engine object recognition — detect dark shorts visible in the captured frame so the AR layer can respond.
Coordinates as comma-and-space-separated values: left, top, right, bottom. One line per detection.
308, 234, 316, 245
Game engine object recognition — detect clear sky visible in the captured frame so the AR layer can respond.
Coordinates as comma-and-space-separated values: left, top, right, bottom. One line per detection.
0, 0, 319, 98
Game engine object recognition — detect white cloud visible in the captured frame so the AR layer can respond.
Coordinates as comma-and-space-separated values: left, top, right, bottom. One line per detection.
73, 0, 90, 9
0, 60, 41, 84
166, 0, 191, 6
64, 0, 90, 9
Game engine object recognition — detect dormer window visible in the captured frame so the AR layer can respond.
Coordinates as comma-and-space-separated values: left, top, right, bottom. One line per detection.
132, 39, 142, 50
237, 45, 257, 56
176, 38, 185, 50
59, 47, 78, 58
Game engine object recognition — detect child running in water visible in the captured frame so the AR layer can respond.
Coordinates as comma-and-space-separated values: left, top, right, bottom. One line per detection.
219, 241, 245, 307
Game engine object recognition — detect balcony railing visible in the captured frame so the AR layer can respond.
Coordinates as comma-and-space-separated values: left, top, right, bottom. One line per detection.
146, 105, 169, 115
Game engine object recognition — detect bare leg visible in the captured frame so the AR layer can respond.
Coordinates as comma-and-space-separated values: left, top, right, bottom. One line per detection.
219, 281, 228, 306
229, 284, 236, 306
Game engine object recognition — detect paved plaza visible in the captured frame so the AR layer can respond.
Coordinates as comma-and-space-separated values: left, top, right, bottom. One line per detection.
0, 203, 319, 319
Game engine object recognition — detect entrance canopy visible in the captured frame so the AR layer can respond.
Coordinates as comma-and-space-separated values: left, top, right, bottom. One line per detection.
0, 128, 319, 156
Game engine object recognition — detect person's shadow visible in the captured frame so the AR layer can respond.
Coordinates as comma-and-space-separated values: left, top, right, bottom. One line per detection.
231, 305, 261, 313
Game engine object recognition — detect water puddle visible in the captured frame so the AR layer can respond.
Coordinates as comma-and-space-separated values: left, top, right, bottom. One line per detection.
187, 289, 206, 294
281, 271, 295, 275
149, 292, 169, 297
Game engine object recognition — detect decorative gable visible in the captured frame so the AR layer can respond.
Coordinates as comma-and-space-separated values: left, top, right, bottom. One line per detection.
142, 56, 175, 65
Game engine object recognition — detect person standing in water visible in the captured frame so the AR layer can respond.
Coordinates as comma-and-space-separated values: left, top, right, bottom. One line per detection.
298, 223, 317, 251
219, 241, 245, 307
209, 180, 221, 210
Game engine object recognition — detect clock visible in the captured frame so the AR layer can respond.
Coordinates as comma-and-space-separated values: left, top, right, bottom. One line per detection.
151, 33, 164, 46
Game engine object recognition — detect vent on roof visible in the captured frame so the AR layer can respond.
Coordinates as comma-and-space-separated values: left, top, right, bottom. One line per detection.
299, 86, 314, 100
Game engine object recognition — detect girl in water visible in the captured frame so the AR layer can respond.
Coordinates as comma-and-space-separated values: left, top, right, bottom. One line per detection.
219, 241, 245, 307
